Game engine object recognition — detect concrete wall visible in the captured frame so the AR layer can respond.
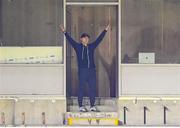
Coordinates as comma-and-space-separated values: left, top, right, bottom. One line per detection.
0, 100, 14, 126
0, 99, 66, 126
3, 97, 180, 126
118, 98, 180, 126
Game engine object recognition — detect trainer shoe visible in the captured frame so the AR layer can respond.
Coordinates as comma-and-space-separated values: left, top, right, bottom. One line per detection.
79, 106, 88, 112
90, 106, 99, 112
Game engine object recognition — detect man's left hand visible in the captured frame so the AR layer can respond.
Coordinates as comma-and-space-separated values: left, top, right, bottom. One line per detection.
105, 23, 110, 31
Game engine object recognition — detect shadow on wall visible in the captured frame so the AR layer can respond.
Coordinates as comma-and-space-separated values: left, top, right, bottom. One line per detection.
122, 26, 180, 64
122, 26, 160, 63
96, 49, 117, 97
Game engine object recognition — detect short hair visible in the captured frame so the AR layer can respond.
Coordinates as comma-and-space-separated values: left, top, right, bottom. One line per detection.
80, 33, 90, 38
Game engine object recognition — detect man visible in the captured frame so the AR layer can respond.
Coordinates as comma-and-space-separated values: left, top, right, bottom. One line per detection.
59, 24, 110, 112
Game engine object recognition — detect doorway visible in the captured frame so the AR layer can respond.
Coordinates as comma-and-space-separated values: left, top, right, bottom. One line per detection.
66, 4, 119, 98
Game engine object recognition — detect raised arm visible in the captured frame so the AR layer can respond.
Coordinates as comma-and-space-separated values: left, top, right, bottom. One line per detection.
59, 25, 78, 48
91, 23, 110, 48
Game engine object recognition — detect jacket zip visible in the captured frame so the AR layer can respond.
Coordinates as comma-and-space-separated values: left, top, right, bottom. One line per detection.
82, 45, 90, 68
87, 46, 90, 68
82, 46, 84, 60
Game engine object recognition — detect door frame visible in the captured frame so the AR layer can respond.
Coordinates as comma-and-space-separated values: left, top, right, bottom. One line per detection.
64, 0, 121, 97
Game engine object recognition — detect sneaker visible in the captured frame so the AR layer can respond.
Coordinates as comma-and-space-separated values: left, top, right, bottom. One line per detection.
90, 106, 99, 112
79, 106, 88, 112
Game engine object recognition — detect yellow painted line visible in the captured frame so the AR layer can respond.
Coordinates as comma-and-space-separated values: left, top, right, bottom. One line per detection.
115, 119, 119, 126
69, 118, 118, 120
68, 118, 73, 125
67, 118, 119, 126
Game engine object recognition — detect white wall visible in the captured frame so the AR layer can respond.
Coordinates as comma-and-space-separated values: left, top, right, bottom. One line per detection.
0, 64, 64, 95
121, 64, 180, 95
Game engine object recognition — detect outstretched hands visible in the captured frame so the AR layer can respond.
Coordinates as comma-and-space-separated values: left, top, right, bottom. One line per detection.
59, 24, 66, 33
59, 23, 110, 32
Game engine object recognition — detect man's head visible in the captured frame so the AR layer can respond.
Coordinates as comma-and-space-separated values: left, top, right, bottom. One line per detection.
80, 33, 90, 45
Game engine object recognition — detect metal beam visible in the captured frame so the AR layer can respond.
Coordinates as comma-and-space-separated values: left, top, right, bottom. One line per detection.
66, 2, 119, 5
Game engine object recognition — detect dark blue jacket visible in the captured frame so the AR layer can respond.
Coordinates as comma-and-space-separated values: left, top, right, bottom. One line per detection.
64, 30, 107, 69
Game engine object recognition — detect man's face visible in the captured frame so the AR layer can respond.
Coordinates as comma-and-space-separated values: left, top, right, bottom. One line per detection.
80, 36, 89, 45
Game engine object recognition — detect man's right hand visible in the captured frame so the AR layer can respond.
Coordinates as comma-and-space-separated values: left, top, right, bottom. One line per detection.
59, 24, 66, 33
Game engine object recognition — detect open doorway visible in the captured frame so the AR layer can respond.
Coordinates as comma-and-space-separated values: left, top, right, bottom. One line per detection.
66, 5, 118, 98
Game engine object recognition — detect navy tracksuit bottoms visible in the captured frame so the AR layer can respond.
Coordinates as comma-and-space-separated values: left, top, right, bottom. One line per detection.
78, 68, 96, 107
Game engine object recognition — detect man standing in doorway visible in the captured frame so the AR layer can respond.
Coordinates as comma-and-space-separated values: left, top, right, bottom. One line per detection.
59, 23, 110, 112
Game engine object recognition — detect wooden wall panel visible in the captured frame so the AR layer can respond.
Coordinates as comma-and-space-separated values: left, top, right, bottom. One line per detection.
122, 0, 180, 64
163, 0, 180, 63
1, 0, 63, 46
121, 0, 162, 63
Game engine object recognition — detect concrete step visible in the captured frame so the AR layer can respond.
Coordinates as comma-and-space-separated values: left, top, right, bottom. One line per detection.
67, 105, 118, 112
67, 97, 117, 106
65, 112, 119, 126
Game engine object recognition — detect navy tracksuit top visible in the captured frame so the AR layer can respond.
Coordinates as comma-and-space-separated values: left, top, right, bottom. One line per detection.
64, 30, 107, 69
